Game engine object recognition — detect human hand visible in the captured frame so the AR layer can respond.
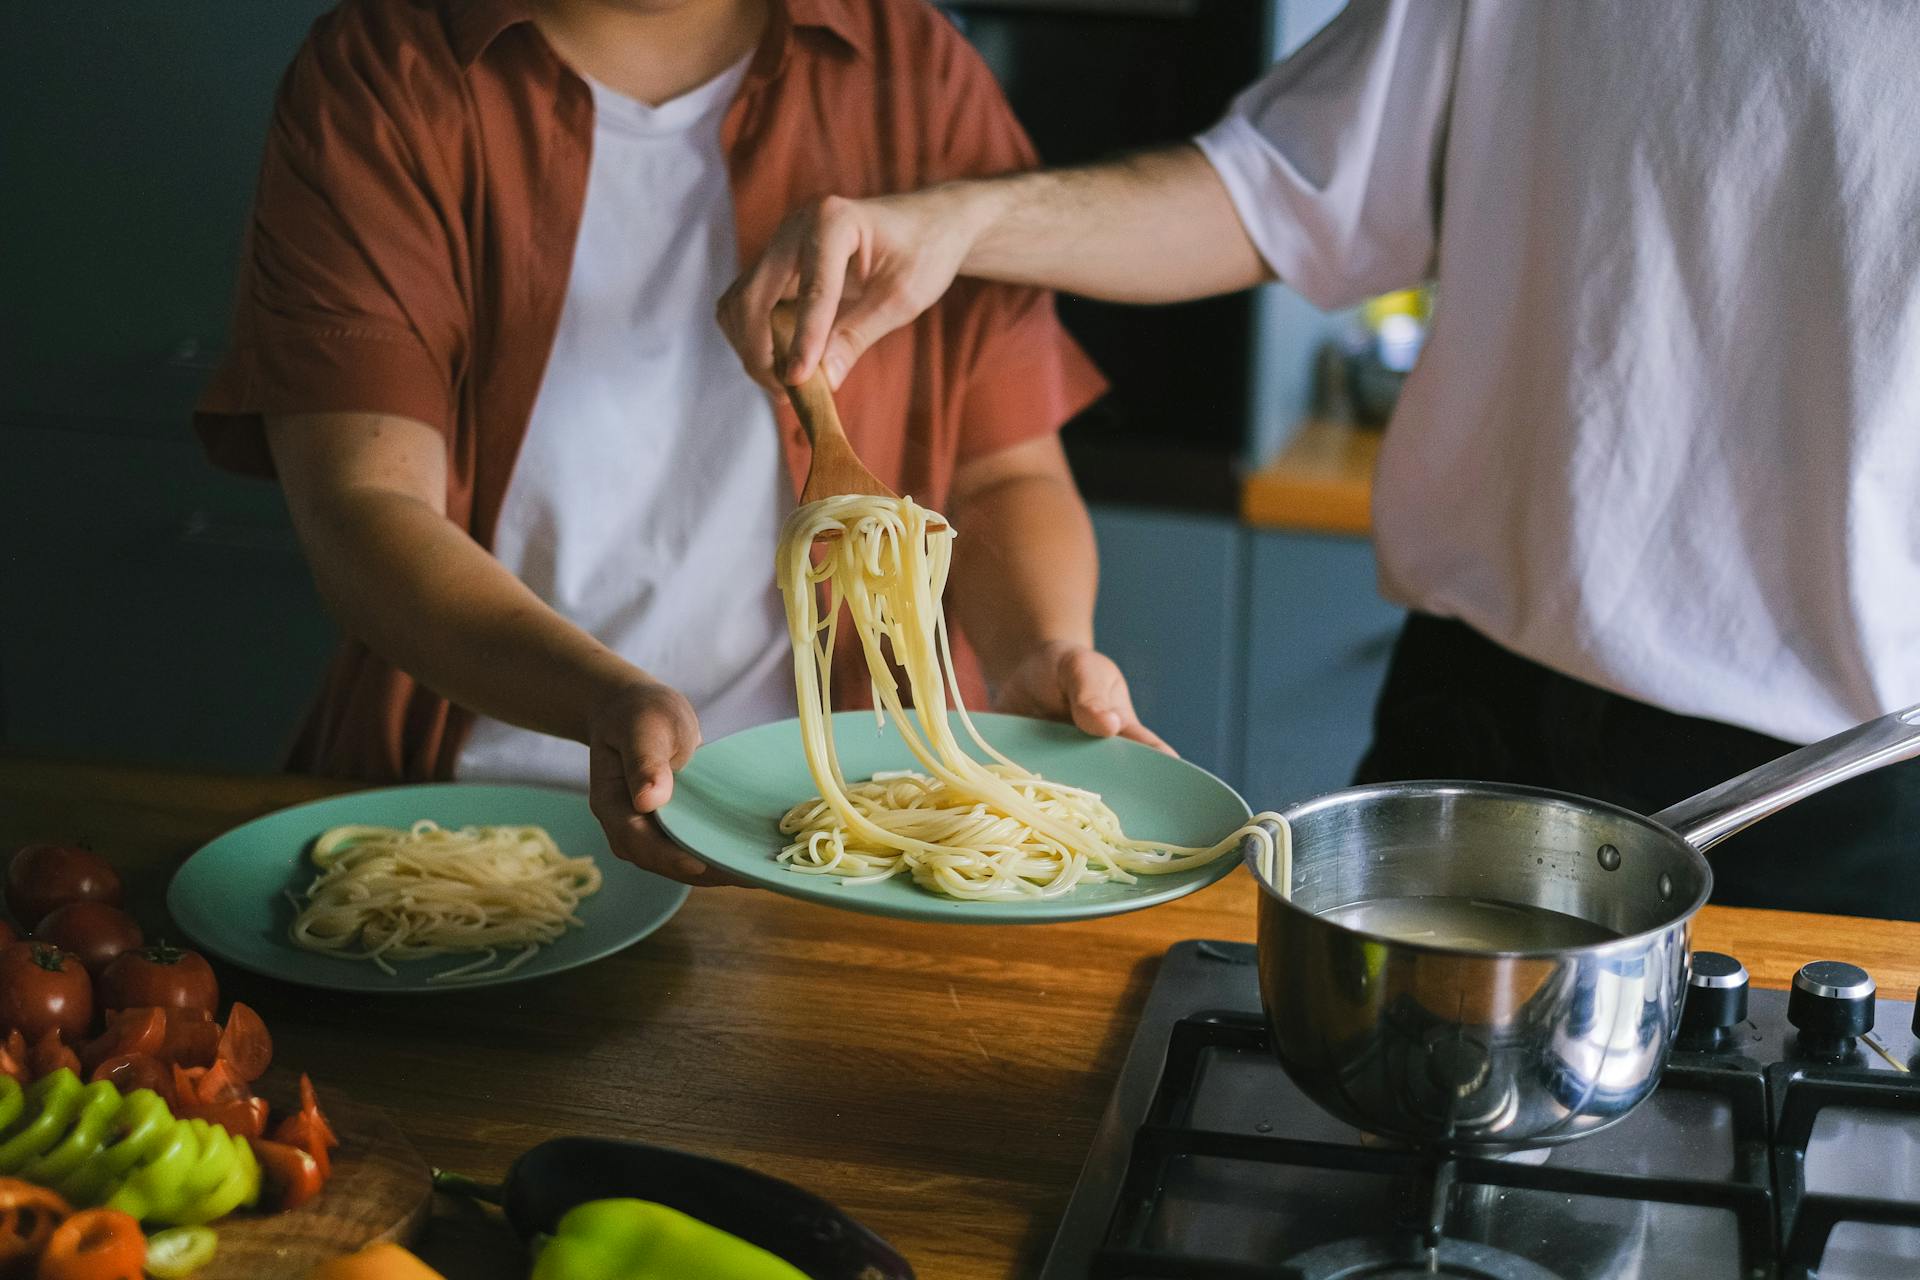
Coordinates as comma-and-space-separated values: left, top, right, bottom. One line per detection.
716, 185, 987, 392
585, 678, 741, 886
992, 642, 1174, 755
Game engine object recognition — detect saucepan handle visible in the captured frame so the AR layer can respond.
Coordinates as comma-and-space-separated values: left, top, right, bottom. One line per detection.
1650, 702, 1920, 851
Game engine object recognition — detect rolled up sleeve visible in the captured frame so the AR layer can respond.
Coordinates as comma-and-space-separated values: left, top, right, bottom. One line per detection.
1194, 0, 1462, 311
195, 28, 466, 476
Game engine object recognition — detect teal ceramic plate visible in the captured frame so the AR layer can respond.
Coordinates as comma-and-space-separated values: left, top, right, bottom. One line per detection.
657, 711, 1254, 923
166, 783, 689, 993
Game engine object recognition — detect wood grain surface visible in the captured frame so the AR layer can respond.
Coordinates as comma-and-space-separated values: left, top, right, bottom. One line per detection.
4, 752, 1918, 1280
210, 1085, 431, 1278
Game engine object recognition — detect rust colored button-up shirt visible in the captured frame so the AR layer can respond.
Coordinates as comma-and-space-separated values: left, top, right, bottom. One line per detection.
196, 0, 1104, 781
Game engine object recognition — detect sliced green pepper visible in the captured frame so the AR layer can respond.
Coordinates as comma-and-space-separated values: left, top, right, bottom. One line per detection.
0, 1074, 22, 1132
145, 1226, 220, 1279
60, 1088, 174, 1205
177, 1133, 257, 1226
104, 1115, 199, 1222
179, 1121, 235, 1209
22, 1078, 121, 1186
530, 1199, 810, 1280
0, 1068, 85, 1172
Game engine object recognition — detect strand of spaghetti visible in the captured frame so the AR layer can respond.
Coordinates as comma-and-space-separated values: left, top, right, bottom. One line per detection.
775, 493, 1290, 900
287, 821, 603, 980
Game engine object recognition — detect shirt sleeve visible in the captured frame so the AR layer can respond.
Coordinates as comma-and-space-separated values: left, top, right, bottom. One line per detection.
920, 19, 1108, 463
1194, 0, 1463, 310
194, 21, 467, 477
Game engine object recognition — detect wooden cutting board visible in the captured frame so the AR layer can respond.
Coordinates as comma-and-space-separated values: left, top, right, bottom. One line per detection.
203, 1085, 432, 1279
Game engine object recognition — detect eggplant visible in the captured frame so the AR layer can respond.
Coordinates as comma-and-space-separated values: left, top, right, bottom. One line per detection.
435, 1136, 914, 1280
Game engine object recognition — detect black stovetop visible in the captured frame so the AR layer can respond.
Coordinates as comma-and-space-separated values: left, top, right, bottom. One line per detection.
1040, 941, 1920, 1280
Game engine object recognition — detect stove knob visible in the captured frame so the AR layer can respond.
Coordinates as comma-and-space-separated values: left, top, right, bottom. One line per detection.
1788, 960, 1876, 1055
1677, 951, 1748, 1049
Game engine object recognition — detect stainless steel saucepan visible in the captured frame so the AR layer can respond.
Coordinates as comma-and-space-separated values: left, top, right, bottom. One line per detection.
1243, 701, 1920, 1150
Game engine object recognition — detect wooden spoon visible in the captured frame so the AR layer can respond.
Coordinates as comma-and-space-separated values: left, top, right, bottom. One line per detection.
768, 304, 942, 539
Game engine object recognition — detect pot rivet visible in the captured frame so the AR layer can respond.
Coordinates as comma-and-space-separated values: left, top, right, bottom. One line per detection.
1658, 872, 1674, 899
1597, 844, 1621, 871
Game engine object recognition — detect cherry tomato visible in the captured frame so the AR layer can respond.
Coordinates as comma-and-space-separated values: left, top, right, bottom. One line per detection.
27, 1029, 81, 1080
32, 904, 142, 979
272, 1076, 340, 1180
96, 944, 217, 1019
88, 1053, 175, 1104
78, 1008, 166, 1076
161, 1015, 220, 1070
0, 943, 92, 1044
215, 1002, 273, 1083
252, 1139, 324, 1212
176, 1094, 269, 1141
0, 920, 16, 947
32, 1207, 144, 1280
5, 845, 121, 931
0, 1031, 28, 1086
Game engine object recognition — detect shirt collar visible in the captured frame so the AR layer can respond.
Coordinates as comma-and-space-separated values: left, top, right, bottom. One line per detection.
447, 0, 868, 70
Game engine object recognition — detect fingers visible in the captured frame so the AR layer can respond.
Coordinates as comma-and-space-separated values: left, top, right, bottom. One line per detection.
1055, 647, 1176, 754
589, 745, 725, 884
819, 281, 925, 392
788, 202, 858, 387
717, 236, 801, 391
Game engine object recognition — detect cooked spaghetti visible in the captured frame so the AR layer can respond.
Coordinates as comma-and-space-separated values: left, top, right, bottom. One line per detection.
287, 821, 603, 981
775, 493, 1289, 900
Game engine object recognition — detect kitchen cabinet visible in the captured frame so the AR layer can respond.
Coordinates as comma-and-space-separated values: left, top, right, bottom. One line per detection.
1088, 507, 1246, 781
1089, 506, 1402, 805
1240, 530, 1403, 806
0, 426, 335, 770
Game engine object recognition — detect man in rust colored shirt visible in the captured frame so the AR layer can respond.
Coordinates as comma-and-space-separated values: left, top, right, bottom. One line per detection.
196, 0, 1161, 884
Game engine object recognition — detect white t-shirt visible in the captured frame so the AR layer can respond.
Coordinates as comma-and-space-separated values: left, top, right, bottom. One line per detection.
457, 56, 795, 786
1198, 0, 1920, 744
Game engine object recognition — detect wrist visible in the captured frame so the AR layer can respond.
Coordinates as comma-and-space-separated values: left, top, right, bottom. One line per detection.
947, 177, 1021, 276
575, 651, 653, 741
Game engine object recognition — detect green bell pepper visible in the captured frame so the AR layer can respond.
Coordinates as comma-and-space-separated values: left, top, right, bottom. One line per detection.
0, 1068, 85, 1172
104, 1114, 200, 1222
60, 1088, 174, 1205
0, 1075, 22, 1133
531, 1199, 810, 1280
21, 1078, 121, 1187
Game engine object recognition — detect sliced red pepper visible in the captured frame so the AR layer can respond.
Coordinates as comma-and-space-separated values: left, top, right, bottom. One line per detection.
0, 1030, 30, 1086
214, 1002, 273, 1082
28, 1029, 82, 1080
89, 1052, 175, 1105
78, 1007, 166, 1075
177, 1094, 269, 1141
251, 1139, 324, 1211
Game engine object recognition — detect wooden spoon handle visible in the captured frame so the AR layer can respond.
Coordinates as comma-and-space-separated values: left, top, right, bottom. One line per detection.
769, 303, 851, 451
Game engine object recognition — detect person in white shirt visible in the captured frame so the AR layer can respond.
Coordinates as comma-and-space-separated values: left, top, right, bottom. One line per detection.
720, 0, 1920, 919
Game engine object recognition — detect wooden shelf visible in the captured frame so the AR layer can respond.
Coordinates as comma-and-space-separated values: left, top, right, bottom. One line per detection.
1240, 419, 1379, 536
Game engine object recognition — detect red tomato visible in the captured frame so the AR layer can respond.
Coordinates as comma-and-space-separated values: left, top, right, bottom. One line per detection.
0, 943, 92, 1044
215, 1003, 273, 1082
0, 919, 16, 947
176, 1094, 269, 1141
88, 1052, 175, 1104
28, 1029, 82, 1080
271, 1076, 341, 1180
34, 903, 143, 978
5, 844, 121, 929
79, 1007, 167, 1075
96, 944, 217, 1018
252, 1139, 325, 1212
161, 1016, 220, 1070
0, 1029, 28, 1084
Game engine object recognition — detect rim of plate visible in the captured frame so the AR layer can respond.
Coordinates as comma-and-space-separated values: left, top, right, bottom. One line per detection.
165, 781, 689, 993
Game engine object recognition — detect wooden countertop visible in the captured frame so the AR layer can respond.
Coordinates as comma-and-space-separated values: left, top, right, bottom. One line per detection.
5, 754, 1919, 1279
1241, 419, 1379, 535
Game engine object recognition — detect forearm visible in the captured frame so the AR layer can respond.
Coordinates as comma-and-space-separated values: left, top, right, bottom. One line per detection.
292, 487, 640, 742
946, 472, 1099, 687
944, 145, 1271, 303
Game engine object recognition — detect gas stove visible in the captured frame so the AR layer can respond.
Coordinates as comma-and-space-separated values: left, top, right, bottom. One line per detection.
1041, 940, 1920, 1279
